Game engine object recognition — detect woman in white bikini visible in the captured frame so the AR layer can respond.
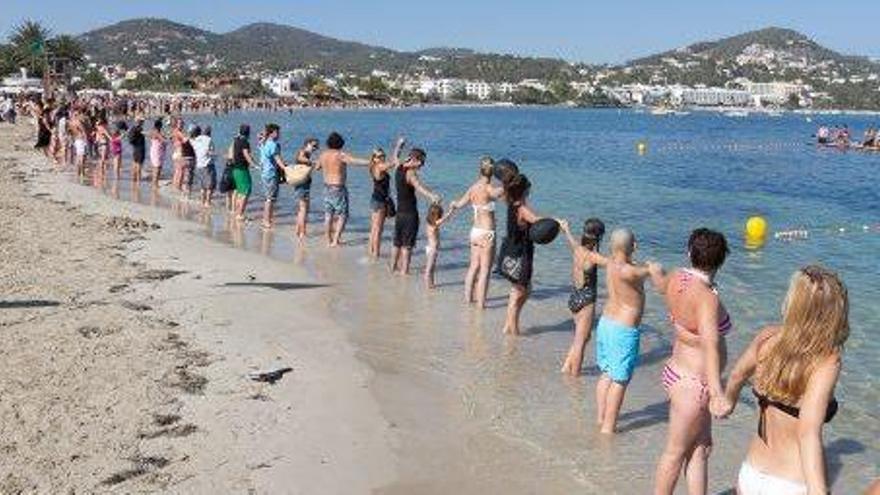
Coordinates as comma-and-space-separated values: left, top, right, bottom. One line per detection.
724, 265, 848, 495
446, 157, 504, 308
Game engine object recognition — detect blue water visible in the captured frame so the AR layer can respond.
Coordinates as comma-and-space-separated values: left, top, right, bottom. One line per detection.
111, 107, 878, 491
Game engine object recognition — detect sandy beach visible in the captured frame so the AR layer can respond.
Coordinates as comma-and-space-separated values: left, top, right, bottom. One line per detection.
0, 122, 397, 493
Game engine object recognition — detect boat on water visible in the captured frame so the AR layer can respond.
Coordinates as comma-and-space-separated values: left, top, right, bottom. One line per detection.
650, 106, 689, 116
724, 110, 750, 118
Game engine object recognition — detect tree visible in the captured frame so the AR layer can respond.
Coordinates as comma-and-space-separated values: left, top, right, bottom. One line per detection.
549, 80, 576, 102
47, 35, 84, 66
77, 68, 110, 90
0, 44, 16, 77
9, 20, 51, 77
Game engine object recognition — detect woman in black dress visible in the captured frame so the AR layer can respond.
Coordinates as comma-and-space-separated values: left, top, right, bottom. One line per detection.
498, 172, 542, 335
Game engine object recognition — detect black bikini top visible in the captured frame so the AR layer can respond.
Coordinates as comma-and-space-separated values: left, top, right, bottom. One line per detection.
752, 388, 838, 442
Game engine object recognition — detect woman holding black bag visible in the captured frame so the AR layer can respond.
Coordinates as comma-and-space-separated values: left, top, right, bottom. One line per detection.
498, 171, 539, 336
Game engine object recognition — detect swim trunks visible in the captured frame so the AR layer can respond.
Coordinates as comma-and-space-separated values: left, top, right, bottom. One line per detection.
232, 167, 251, 196
596, 316, 640, 383
292, 176, 311, 203
262, 176, 279, 202
196, 164, 216, 191
394, 213, 419, 248
324, 184, 349, 218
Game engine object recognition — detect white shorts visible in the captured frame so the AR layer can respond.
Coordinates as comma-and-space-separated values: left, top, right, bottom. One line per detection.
738, 461, 806, 495
73, 139, 86, 157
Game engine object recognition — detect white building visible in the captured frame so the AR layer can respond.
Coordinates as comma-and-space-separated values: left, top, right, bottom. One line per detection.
742, 81, 803, 104
415, 78, 466, 99
260, 70, 310, 97
465, 80, 492, 100
675, 87, 752, 107
518, 79, 547, 92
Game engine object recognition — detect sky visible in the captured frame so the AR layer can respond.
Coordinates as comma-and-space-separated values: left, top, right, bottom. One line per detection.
2, 0, 879, 64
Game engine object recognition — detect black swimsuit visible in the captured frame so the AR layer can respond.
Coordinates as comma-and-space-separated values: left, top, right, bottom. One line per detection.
752, 388, 838, 442
371, 171, 392, 211
568, 262, 598, 313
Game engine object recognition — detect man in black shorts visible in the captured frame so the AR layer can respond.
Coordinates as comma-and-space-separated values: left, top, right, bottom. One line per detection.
390, 137, 441, 275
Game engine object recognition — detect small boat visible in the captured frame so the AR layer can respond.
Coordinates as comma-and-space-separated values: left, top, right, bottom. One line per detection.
724, 110, 750, 118
650, 107, 673, 116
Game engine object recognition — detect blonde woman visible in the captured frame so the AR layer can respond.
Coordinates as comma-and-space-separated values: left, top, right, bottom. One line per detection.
445, 157, 504, 308
724, 265, 848, 495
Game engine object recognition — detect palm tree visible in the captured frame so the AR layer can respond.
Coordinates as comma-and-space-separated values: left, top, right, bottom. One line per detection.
47, 35, 84, 65
9, 20, 52, 77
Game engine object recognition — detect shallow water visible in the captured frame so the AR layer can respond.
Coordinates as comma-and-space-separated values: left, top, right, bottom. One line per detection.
94, 107, 876, 492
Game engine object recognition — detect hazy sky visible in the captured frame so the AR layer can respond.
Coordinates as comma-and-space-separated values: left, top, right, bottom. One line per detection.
2, 0, 879, 64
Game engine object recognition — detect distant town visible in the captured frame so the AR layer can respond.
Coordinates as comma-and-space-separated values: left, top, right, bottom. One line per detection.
3, 19, 880, 111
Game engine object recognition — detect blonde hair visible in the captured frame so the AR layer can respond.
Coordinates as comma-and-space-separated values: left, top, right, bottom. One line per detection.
755, 265, 849, 405
479, 156, 494, 178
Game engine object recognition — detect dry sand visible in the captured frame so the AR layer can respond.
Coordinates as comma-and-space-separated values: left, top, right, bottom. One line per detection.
0, 122, 396, 493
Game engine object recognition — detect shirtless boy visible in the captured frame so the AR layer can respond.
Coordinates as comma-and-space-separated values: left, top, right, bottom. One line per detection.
595, 227, 660, 434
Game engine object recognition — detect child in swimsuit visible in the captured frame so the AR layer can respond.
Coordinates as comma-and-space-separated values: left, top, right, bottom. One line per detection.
558, 218, 606, 376
424, 204, 451, 289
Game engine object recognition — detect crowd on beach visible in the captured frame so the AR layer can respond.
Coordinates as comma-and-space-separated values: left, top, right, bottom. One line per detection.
9, 92, 866, 495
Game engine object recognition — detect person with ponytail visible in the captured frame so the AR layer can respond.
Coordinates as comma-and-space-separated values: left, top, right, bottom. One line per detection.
558, 217, 607, 376
724, 265, 849, 495
497, 170, 544, 335
444, 156, 504, 308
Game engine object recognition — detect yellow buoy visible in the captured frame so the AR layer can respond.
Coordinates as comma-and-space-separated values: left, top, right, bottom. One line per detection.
637, 141, 647, 156
745, 216, 768, 248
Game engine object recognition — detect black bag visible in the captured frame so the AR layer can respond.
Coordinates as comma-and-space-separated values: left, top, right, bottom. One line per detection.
496, 237, 525, 284
384, 197, 396, 218
219, 161, 234, 193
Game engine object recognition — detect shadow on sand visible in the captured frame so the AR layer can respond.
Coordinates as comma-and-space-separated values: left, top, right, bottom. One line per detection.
222, 282, 329, 291
0, 299, 61, 309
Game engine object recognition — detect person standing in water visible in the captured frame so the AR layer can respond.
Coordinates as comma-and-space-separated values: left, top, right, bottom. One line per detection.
445, 157, 504, 308
389, 139, 441, 275
724, 265, 848, 495
170, 117, 186, 191
291, 137, 319, 241
558, 218, 606, 376
129, 117, 146, 183
110, 123, 123, 179
651, 228, 733, 495
423, 203, 453, 289
314, 132, 370, 247
594, 228, 657, 434
148, 119, 166, 187
192, 125, 217, 208
498, 172, 546, 336
258, 123, 287, 229
367, 146, 398, 258
230, 124, 256, 222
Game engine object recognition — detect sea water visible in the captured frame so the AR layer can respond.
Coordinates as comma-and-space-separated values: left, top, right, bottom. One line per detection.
104, 107, 877, 493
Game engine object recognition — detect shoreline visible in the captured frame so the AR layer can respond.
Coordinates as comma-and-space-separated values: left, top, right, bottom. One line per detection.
0, 122, 397, 492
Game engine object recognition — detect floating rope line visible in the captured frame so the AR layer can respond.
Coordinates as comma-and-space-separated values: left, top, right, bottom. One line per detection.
773, 223, 880, 242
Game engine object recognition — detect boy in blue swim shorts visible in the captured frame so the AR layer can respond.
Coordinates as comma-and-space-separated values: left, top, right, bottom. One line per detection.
594, 227, 661, 434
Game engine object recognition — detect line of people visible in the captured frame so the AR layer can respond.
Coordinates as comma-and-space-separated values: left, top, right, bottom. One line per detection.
25, 103, 855, 494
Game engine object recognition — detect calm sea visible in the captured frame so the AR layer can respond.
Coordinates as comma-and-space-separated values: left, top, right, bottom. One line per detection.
108, 107, 878, 492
